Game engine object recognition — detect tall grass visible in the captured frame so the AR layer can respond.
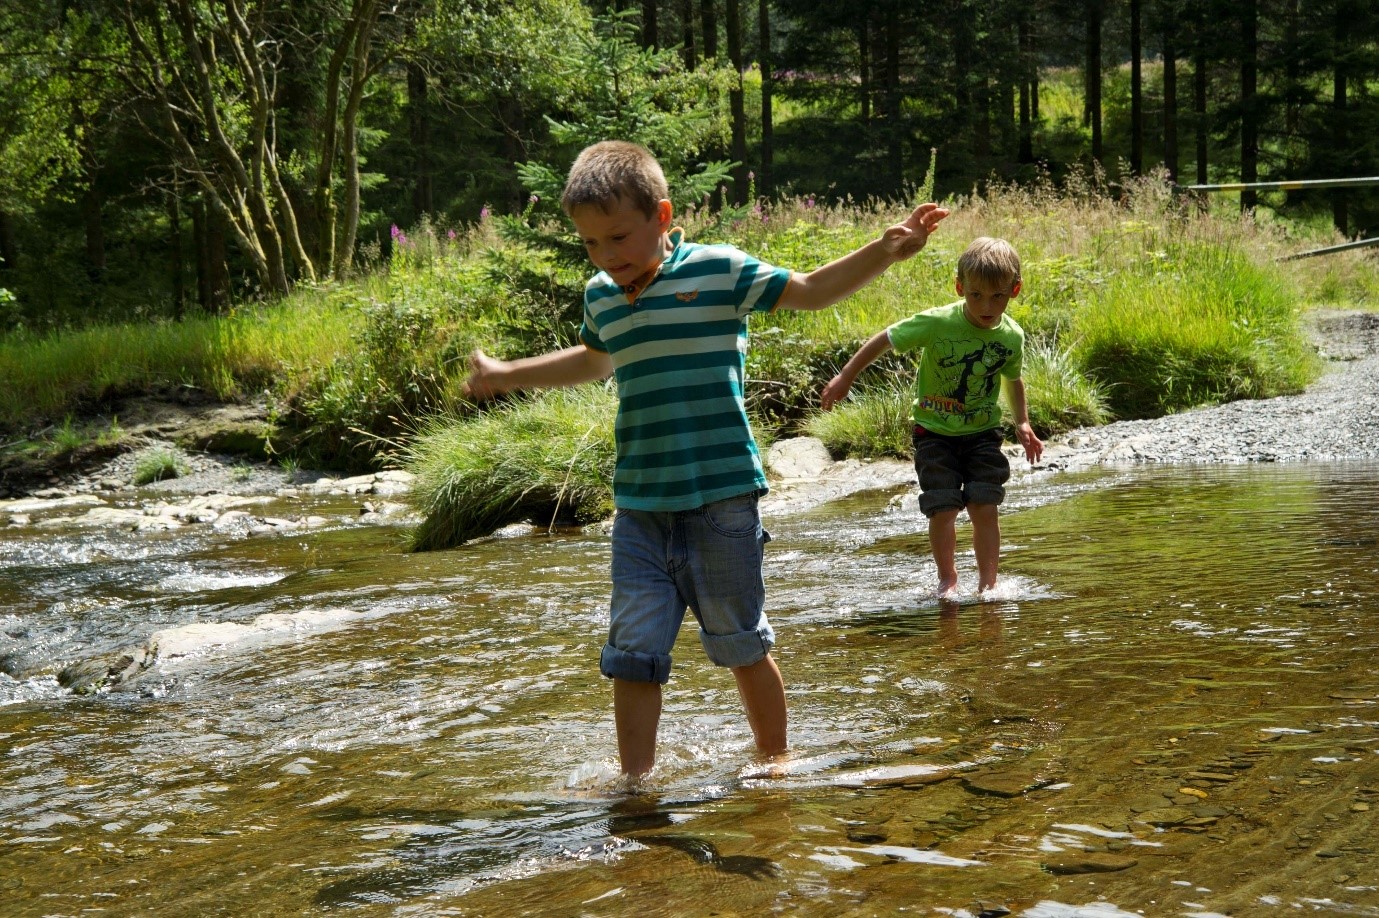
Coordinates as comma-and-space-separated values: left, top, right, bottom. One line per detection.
0, 295, 358, 430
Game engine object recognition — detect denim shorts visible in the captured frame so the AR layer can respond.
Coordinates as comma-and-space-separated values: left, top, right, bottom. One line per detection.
600, 491, 774, 684
912, 425, 1010, 517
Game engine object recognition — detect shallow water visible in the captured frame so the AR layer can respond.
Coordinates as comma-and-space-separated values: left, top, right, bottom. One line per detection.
2, 463, 1378, 916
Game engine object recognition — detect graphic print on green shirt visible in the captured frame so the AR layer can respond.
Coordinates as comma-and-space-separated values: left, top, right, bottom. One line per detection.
886, 301, 1026, 436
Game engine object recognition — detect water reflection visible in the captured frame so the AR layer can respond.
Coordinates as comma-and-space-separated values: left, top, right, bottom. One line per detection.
2, 463, 1379, 915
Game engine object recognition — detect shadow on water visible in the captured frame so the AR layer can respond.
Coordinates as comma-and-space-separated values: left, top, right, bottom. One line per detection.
3, 462, 1379, 915
311, 796, 781, 909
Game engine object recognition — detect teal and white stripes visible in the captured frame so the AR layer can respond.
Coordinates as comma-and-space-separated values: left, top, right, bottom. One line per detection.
580, 231, 791, 511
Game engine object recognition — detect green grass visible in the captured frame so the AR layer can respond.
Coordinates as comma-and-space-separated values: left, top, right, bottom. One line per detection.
805, 373, 914, 460
0, 296, 358, 430
404, 385, 618, 551
132, 448, 189, 485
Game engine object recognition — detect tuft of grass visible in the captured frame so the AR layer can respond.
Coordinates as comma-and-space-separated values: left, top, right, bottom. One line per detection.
132, 448, 189, 485
404, 385, 618, 551
1020, 339, 1111, 435
804, 374, 915, 460
52, 415, 84, 452
1073, 245, 1318, 418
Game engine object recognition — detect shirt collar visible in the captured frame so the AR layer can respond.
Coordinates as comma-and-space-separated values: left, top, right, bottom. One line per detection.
622, 228, 684, 304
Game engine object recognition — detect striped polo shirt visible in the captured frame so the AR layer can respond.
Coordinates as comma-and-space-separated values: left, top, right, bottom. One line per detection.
579, 228, 792, 511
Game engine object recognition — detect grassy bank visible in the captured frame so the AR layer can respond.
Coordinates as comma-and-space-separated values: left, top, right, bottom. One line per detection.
3, 176, 1375, 543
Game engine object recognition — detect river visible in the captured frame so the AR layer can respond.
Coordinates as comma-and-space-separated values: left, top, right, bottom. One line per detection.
2, 460, 1378, 916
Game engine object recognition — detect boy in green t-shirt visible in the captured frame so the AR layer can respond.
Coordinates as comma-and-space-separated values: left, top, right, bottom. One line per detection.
820, 237, 1043, 598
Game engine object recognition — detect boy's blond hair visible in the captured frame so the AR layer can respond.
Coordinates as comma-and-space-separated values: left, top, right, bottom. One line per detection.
560, 141, 669, 218
957, 237, 1022, 288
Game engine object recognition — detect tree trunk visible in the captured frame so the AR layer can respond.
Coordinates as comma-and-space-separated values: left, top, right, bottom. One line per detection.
1163, 28, 1178, 182
701, 0, 718, 59
1194, 10, 1208, 185
0, 210, 19, 274
1332, 0, 1350, 234
1130, 0, 1143, 174
953, 1, 974, 156
335, 3, 380, 279
726, 0, 748, 202
758, 0, 772, 196
1240, 0, 1258, 212
884, 4, 902, 189
81, 184, 106, 286
315, 7, 364, 277
681, 0, 697, 67
642, 0, 658, 49
1086, 0, 1103, 167
408, 62, 433, 218
1018, 14, 1034, 163
168, 189, 184, 319
191, 197, 230, 313
858, 19, 871, 125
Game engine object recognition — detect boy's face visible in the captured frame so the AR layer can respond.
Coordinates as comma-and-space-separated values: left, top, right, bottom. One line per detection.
569, 198, 673, 290
957, 275, 1021, 329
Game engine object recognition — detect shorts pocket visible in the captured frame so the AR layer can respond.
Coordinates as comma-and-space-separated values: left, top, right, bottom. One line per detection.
702, 494, 760, 537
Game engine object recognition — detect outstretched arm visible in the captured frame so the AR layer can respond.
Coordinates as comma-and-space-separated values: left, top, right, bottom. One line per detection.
462, 345, 613, 401
777, 203, 950, 312
1004, 377, 1044, 463
820, 330, 893, 410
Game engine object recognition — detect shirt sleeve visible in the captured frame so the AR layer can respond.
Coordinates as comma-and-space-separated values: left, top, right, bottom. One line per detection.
578, 286, 609, 352
999, 327, 1026, 378
730, 246, 792, 317
886, 312, 931, 354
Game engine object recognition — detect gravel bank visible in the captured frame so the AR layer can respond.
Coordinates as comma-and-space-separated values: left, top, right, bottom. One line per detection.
1044, 308, 1379, 468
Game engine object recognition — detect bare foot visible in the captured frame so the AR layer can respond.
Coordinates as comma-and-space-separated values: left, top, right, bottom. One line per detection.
741, 756, 790, 780
935, 577, 960, 600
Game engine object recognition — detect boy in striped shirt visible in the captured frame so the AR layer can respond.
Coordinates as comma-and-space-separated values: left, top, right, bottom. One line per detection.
464, 141, 947, 778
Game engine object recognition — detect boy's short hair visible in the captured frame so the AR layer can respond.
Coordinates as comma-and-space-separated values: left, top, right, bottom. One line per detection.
957, 237, 1022, 288
561, 141, 669, 219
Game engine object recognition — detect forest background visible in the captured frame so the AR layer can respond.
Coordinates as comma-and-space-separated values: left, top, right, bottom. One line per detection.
3, 0, 1379, 541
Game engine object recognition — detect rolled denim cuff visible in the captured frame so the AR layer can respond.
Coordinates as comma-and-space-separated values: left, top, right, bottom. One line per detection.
698, 623, 775, 669
600, 643, 671, 684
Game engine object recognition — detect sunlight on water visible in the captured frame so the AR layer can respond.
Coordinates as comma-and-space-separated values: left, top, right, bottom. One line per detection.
2, 463, 1379, 915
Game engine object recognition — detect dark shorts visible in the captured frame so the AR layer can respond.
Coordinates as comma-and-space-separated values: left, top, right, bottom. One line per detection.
911, 425, 1010, 517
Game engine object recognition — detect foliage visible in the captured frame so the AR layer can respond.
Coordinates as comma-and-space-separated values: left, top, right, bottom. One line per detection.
0, 5, 92, 214
404, 385, 617, 551
511, 13, 740, 223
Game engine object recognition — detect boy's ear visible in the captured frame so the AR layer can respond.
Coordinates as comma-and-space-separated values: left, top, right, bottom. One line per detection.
656, 198, 673, 229
955, 278, 964, 296
1011, 280, 1023, 297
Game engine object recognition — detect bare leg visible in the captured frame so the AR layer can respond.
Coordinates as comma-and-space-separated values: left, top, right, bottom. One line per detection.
613, 678, 662, 777
731, 655, 788, 757
969, 502, 1001, 592
928, 509, 960, 596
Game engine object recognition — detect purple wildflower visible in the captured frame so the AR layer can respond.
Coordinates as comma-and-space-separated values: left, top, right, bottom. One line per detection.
480, 205, 491, 220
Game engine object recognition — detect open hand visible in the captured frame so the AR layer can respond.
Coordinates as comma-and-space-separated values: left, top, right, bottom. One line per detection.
880, 202, 950, 260
1016, 422, 1044, 464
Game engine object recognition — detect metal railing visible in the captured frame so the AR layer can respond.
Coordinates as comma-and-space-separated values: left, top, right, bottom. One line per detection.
1174, 176, 1379, 260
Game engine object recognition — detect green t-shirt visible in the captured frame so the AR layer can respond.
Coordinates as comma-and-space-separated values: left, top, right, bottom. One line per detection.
886, 300, 1026, 436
